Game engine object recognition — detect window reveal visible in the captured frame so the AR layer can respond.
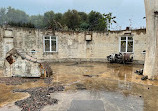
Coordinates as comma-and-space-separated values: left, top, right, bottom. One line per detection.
44, 36, 57, 52
120, 36, 133, 53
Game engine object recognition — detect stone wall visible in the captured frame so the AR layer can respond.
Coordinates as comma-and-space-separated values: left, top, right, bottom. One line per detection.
0, 27, 147, 67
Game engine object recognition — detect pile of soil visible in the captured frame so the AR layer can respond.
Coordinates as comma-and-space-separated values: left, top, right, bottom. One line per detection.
13, 85, 64, 111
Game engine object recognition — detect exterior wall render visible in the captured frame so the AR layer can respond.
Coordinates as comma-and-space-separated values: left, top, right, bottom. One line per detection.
144, 0, 158, 79
0, 27, 147, 67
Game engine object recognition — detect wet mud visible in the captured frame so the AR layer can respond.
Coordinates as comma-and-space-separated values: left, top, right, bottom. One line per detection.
0, 62, 158, 111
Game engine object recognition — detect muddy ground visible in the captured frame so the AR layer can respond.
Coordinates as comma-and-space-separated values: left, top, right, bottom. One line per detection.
0, 62, 158, 111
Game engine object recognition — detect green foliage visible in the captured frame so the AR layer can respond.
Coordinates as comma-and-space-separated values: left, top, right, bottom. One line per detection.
63, 10, 80, 30
54, 13, 63, 23
0, 8, 7, 25
7, 7, 29, 23
79, 22, 89, 30
54, 13, 63, 30
0, 7, 116, 31
8, 21, 35, 28
78, 12, 88, 23
30, 15, 44, 28
43, 11, 55, 27
100, 13, 117, 31
88, 11, 103, 31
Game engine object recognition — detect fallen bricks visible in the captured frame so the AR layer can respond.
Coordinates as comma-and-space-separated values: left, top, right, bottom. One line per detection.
13, 85, 64, 111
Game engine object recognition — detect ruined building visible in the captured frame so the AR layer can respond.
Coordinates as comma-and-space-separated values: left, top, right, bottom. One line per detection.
0, 26, 146, 77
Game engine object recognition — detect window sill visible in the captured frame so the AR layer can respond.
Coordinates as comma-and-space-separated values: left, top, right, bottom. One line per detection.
120, 52, 134, 54
43, 52, 58, 55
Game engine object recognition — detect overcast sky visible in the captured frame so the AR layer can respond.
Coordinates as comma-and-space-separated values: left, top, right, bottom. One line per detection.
0, 0, 146, 30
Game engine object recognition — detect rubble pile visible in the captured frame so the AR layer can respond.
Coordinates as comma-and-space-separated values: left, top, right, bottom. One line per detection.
14, 85, 64, 111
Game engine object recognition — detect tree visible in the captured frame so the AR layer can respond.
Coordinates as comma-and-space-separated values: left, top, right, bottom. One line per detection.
78, 12, 88, 23
78, 12, 89, 30
54, 13, 62, 23
54, 13, 63, 30
6, 7, 29, 23
43, 11, 55, 28
99, 13, 117, 31
63, 10, 80, 30
0, 8, 7, 25
88, 11, 103, 31
30, 15, 44, 28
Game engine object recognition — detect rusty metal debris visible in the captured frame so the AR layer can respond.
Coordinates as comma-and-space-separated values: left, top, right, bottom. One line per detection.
107, 53, 133, 64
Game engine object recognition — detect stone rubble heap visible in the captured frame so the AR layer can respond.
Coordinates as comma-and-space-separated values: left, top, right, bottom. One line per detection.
13, 85, 64, 111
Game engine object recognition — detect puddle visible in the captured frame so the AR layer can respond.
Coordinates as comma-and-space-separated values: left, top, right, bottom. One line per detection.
0, 62, 158, 111
43, 90, 144, 111
49, 62, 158, 111
42, 79, 158, 111
51, 62, 158, 86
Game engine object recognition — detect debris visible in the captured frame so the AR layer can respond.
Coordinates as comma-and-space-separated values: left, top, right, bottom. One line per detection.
76, 83, 86, 90
141, 76, 148, 80
44, 77, 53, 84
40, 62, 53, 78
4, 48, 42, 77
107, 53, 133, 64
135, 69, 143, 75
14, 85, 64, 111
3, 48, 53, 78
83, 75, 99, 77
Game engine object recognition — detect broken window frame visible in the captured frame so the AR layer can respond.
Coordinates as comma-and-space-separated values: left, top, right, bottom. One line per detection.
43, 36, 58, 52
119, 36, 134, 53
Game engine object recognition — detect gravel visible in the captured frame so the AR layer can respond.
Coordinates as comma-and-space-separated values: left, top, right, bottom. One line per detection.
13, 85, 64, 111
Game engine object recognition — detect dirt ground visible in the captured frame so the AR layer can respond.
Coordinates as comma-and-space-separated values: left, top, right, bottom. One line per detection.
0, 62, 158, 111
